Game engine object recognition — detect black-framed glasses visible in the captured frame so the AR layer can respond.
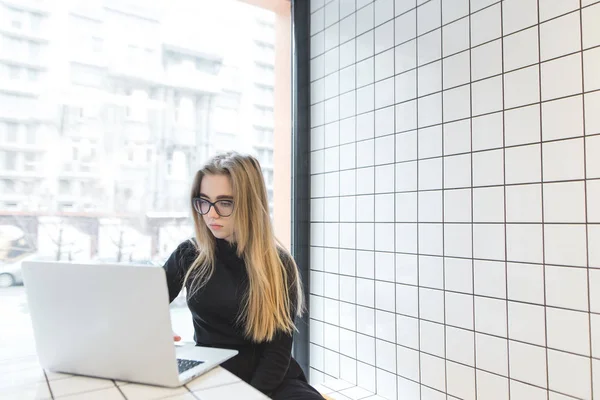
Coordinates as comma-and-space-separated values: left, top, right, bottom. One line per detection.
192, 197, 235, 217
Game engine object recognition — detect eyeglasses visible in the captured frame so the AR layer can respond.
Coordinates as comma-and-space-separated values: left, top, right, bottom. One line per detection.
192, 197, 235, 217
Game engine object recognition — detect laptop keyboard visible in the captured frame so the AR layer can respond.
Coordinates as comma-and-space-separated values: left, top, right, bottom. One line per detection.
177, 358, 204, 374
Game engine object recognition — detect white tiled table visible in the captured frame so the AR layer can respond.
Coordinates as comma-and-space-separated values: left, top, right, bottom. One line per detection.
1, 354, 270, 400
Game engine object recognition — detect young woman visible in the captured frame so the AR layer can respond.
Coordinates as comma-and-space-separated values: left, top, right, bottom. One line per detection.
163, 152, 323, 399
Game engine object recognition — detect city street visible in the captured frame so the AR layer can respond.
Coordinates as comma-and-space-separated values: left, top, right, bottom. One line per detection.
0, 286, 196, 364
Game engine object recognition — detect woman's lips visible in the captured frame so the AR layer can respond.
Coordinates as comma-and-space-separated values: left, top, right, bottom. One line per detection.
209, 224, 223, 230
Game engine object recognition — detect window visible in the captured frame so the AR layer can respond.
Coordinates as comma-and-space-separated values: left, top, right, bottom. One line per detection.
92, 37, 103, 53
30, 13, 42, 32
9, 8, 24, 29
29, 42, 41, 60
27, 69, 39, 82
2, 151, 18, 170
6, 123, 18, 142
9, 66, 20, 80
26, 125, 37, 145
24, 153, 37, 171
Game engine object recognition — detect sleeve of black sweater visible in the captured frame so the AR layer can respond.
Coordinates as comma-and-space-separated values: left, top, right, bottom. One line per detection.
162, 240, 196, 303
249, 251, 299, 395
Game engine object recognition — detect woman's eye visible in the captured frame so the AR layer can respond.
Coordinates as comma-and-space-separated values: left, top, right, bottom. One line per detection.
220, 201, 233, 207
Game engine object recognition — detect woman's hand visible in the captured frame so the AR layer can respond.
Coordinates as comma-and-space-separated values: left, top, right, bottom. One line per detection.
173, 333, 181, 342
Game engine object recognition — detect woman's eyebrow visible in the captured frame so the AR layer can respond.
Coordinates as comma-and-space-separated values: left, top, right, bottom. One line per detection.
199, 193, 234, 200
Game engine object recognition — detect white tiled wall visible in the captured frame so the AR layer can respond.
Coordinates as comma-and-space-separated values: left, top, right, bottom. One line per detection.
308, 0, 600, 399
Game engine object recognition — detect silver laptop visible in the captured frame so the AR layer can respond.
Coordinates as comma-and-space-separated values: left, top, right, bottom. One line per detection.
21, 260, 238, 387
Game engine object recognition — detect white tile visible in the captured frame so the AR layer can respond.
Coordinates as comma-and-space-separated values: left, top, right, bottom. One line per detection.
395, 100, 417, 132
340, 0, 357, 19
325, 246, 340, 273
477, 370, 509, 400
587, 135, 600, 179
312, 271, 325, 295
61, 387, 125, 399
418, 29, 442, 65
340, 328, 357, 358
395, 222, 418, 254
507, 262, 544, 304
417, 0, 441, 36
340, 143, 356, 171
418, 61, 442, 96
396, 314, 419, 349
419, 255, 443, 289
357, 277, 375, 308
395, 161, 418, 193
445, 257, 473, 294
395, 70, 417, 104
325, 97, 340, 125
375, 251, 395, 282
341, 302, 357, 331
471, 0, 497, 12
543, 138, 585, 182
339, 170, 356, 196
444, 187, 471, 222
325, 273, 340, 300
547, 307, 590, 356
357, 333, 376, 365
375, 106, 394, 137
375, 20, 394, 53
326, 121, 341, 147
444, 223, 473, 258
505, 144, 541, 185
442, 0, 468, 24
504, 26, 539, 72
312, 79, 326, 105
541, 53, 583, 101
418, 93, 442, 128
357, 31, 375, 61
325, 0, 340, 26
590, 180, 600, 223
2, 381, 51, 400
472, 76, 503, 116
340, 39, 357, 68
476, 333, 509, 376
395, 39, 417, 74
357, 111, 375, 140
442, 17, 469, 56
194, 381, 268, 399
374, 164, 393, 194
509, 340, 548, 388
376, 340, 396, 373
471, 4, 501, 47
375, 49, 395, 81
357, 140, 375, 169
324, 298, 341, 325
420, 320, 445, 357
340, 14, 356, 44
375, 78, 394, 109
473, 149, 504, 187
324, 324, 341, 352
446, 361, 476, 400
539, 0, 579, 22
312, 0, 326, 12
508, 301, 546, 345
446, 292, 474, 329
510, 380, 549, 400
395, 0, 417, 15
311, 320, 325, 347
312, 31, 326, 58
542, 95, 584, 141
419, 287, 444, 323
356, 167, 375, 196
357, 85, 375, 114
323, 377, 355, 392
339, 357, 358, 386
396, 345, 420, 381
395, 9, 417, 45
445, 325, 475, 366
340, 385, 373, 400
421, 386, 446, 400
505, 104, 541, 146
472, 186, 504, 223
502, 0, 538, 35
506, 224, 544, 264
472, 112, 503, 152
442, 84, 471, 122
472, 39, 502, 81
545, 265, 589, 311
547, 350, 592, 400
375, 193, 394, 222
540, 11, 581, 62
420, 353, 446, 392
475, 296, 507, 336
443, 51, 470, 89
395, 192, 417, 222
375, 280, 395, 312
325, 23, 340, 51
49, 376, 114, 398
340, 92, 356, 119
375, 0, 394, 26
326, 73, 340, 100
443, 119, 471, 155
418, 223, 443, 256
357, 2, 374, 35
375, 309, 395, 343
418, 190, 442, 222
473, 259, 506, 298
582, 3, 600, 49
340, 116, 356, 144
584, 47, 600, 92
418, 125, 443, 159
504, 65, 540, 109
545, 224, 588, 267
543, 181, 586, 223
357, 362, 376, 392
396, 253, 418, 285
311, 295, 325, 321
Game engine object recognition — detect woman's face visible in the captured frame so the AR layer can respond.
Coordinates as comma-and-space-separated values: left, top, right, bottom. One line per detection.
198, 174, 235, 242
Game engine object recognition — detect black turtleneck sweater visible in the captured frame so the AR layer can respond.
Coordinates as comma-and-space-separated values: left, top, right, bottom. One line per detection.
162, 238, 297, 396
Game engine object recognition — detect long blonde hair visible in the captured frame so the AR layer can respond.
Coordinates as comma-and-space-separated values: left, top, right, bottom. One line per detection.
183, 152, 304, 342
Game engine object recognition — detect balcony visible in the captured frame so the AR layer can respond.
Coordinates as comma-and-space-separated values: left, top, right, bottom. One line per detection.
162, 68, 222, 94
1, 0, 51, 15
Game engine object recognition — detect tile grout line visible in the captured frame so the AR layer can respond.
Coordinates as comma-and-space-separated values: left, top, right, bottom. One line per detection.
111, 380, 128, 399
43, 370, 55, 400
414, 2, 422, 399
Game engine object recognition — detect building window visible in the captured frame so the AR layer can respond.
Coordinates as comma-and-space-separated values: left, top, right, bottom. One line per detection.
1, 151, 18, 170
6, 123, 18, 142
27, 69, 39, 82
9, 66, 20, 80
26, 124, 37, 145
30, 13, 42, 32
24, 153, 37, 171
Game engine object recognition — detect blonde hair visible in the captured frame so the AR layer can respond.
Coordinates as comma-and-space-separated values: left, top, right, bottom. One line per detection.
183, 152, 304, 342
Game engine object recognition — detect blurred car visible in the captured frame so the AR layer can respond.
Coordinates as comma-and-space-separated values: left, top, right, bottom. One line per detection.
0, 253, 61, 288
